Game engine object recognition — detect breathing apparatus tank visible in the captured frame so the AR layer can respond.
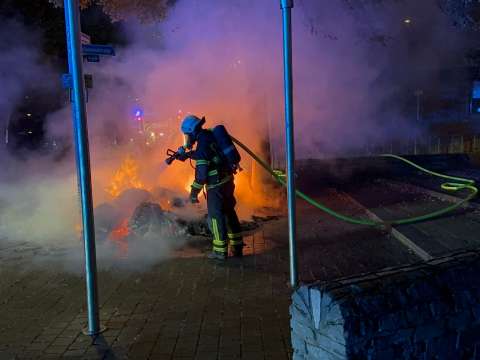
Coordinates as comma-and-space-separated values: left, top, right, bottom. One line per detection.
211, 125, 241, 173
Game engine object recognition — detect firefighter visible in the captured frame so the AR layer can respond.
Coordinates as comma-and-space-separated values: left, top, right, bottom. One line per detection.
179, 115, 243, 260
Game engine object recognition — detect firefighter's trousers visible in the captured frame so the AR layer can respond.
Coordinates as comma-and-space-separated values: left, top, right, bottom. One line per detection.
207, 179, 243, 254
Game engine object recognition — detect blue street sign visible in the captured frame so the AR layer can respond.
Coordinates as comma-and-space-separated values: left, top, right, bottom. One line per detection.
85, 55, 100, 62
62, 73, 72, 89
82, 44, 115, 56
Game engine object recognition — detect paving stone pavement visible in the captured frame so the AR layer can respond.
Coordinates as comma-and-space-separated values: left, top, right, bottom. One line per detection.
0, 228, 293, 360
0, 186, 424, 360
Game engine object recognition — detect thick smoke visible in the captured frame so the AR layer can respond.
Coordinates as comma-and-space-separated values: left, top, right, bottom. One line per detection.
0, 18, 81, 269
0, 0, 472, 271
86, 0, 471, 158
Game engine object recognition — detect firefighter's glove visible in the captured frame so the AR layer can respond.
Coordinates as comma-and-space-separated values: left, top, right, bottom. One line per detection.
190, 186, 201, 204
176, 146, 190, 162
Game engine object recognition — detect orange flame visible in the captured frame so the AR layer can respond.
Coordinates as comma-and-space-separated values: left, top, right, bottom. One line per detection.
108, 218, 129, 258
106, 155, 146, 198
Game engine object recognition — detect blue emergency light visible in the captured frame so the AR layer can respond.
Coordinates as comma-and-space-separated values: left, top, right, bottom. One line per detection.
132, 107, 144, 120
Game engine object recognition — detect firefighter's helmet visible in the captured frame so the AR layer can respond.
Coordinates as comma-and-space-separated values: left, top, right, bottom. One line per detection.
181, 115, 205, 135
181, 115, 205, 149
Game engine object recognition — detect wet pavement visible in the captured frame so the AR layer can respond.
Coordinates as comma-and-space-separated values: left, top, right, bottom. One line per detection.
344, 179, 480, 257
0, 230, 292, 360
1, 178, 478, 359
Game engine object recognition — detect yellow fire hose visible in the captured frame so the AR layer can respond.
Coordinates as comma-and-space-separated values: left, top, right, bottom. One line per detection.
230, 137, 478, 228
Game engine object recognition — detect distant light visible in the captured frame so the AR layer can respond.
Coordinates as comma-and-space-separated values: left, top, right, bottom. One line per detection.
150, 132, 155, 137
133, 107, 144, 118
477, 107, 480, 113
159, 132, 165, 137
27, 131, 32, 134
473, 81, 480, 99
26, 113, 32, 117
404, 18, 412, 24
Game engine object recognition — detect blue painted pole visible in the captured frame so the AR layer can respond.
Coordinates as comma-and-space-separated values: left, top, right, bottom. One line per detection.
280, 0, 298, 287
63, 0, 101, 335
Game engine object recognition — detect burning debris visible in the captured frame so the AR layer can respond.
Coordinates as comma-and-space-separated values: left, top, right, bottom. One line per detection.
106, 155, 147, 198
97, 199, 189, 259
128, 202, 183, 238
93, 145, 282, 258
94, 202, 123, 240
93, 185, 276, 258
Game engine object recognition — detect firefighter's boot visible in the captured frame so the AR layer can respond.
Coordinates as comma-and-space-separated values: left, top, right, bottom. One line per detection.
207, 251, 227, 261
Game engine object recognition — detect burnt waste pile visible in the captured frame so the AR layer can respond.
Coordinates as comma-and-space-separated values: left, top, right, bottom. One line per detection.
94, 187, 270, 246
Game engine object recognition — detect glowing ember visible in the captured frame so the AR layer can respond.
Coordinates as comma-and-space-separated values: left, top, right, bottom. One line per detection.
108, 218, 129, 258
106, 155, 146, 198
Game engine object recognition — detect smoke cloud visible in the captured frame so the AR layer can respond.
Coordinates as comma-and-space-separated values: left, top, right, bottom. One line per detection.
0, 0, 472, 270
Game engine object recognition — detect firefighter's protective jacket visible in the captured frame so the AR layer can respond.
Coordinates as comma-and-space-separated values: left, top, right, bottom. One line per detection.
190, 129, 232, 192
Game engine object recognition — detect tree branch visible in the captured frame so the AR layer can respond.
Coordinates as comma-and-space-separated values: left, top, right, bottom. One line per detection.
49, 0, 171, 21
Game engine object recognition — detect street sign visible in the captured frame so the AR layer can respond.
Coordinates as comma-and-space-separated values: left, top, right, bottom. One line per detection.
81, 32, 91, 45
85, 55, 100, 63
82, 44, 115, 56
62, 73, 72, 89
61, 73, 93, 89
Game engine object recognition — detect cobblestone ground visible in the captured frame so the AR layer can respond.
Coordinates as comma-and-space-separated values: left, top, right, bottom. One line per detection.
0, 186, 424, 360
0, 229, 292, 360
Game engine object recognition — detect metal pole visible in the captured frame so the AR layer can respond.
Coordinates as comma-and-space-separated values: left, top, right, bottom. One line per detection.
414, 94, 419, 154
63, 0, 101, 335
414, 90, 422, 155
4, 118, 8, 145
416, 94, 421, 123
280, 0, 298, 288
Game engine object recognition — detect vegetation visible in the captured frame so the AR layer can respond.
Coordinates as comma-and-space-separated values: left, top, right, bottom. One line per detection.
49, 0, 174, 22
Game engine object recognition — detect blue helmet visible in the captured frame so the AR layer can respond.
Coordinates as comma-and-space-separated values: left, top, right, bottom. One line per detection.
181, 115, 205, 149
181, 115, 205, 135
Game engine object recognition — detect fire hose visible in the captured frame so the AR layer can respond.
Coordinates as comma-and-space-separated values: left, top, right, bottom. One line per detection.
230, 136, 478, 228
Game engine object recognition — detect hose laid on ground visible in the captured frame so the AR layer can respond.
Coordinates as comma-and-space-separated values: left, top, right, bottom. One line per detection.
231, 137, 478, 228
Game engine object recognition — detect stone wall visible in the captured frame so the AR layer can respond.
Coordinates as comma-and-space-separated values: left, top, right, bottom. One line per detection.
290, 250, 480, 359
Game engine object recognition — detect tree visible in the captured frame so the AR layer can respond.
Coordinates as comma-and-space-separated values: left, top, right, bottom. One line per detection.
343, 0, 480, 31
437, 0, 480, 30
1, 0, 67, 60
49, 0, 174, 22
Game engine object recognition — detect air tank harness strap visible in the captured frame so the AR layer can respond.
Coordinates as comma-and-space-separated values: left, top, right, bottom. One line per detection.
229, 136, 478, 229
206, 175, 233, 190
